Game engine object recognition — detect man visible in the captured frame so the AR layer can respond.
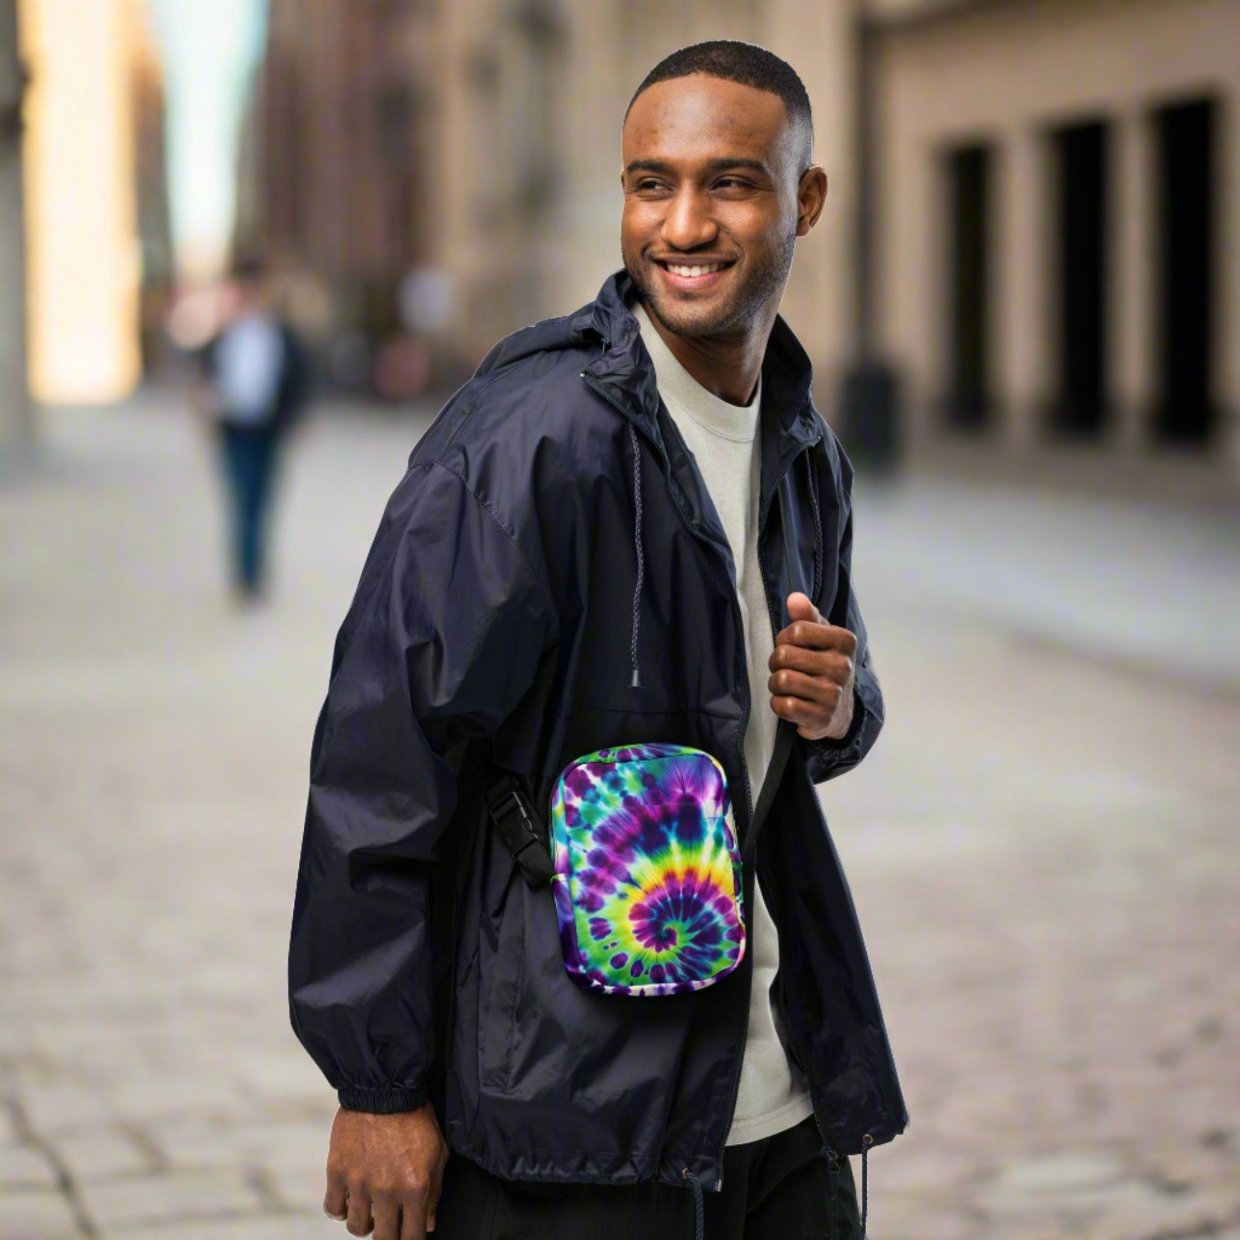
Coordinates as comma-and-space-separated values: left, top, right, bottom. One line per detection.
289, 41, 906, 1240
195, 257, 309, 600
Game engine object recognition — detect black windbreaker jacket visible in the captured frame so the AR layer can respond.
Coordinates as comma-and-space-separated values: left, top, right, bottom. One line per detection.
288, 272, 907, 1196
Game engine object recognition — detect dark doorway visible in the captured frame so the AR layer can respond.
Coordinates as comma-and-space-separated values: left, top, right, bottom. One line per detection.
1050, 119, 1110, 438
1153, 97, 1217, 446
944, 144, 992, 430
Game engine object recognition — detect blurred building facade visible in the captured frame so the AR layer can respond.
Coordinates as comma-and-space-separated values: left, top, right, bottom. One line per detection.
866, 0, 1239, 486
246, 1, 429, 369
246, 0, 1238, 489
245, 0, 858, 394
130, 12, 174, 377
18, 0, 159, 405
0, 0, 29, 452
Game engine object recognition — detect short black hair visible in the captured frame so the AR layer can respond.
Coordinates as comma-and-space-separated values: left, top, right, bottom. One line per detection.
626, 40, 813, 164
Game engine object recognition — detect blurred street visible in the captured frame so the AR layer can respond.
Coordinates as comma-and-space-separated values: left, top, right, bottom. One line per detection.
1, 394, 1238, 1240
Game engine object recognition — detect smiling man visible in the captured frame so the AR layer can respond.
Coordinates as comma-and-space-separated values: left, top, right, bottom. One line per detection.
290, 40, 906, 1240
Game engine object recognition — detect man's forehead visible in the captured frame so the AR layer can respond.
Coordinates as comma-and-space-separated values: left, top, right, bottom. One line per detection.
622, 75, 794, 162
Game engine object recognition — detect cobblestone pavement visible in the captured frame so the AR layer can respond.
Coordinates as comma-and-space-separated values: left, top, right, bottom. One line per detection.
2, 395, 1237, 1239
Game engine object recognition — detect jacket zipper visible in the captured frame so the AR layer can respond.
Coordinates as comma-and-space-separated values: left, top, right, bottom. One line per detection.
583, 370, 756, 1189
756, 454, 843, 1164
588, 362, 892, 1182
756, 507, 884, 1177
583, 369, 828, 1188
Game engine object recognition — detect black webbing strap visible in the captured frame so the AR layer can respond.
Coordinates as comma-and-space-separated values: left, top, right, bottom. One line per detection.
743, 478, 805, 851
484, 771, 555, 889
743, 718, 796, 853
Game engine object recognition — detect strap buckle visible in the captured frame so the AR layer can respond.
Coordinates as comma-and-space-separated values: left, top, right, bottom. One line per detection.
484, 772, 554, 889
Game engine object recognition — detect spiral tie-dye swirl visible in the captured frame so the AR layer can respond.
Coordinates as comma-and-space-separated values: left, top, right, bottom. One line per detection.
549, 743, 745, 996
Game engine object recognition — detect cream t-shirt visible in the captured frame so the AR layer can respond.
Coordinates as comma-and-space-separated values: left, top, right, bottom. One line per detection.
634, 302, 815, 1146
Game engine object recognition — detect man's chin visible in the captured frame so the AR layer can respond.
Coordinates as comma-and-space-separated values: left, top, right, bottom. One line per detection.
640, 287, 737, 341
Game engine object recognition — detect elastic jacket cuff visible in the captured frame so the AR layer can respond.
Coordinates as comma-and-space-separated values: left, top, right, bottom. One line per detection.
803, 687, 872, 783
337, 1083, 427, 1114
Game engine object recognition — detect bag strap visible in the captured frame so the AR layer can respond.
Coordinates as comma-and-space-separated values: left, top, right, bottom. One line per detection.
742, 475, 805, 850
484, 770, 555, 889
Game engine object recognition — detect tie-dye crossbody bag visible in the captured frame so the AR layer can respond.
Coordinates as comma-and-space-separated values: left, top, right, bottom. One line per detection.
546, 742, 746, 996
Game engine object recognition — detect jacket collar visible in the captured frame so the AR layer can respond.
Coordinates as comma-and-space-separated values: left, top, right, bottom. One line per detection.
582, 270, 823, 462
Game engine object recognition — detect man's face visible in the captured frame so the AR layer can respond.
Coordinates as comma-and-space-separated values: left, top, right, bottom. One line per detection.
620, 74, 821, 341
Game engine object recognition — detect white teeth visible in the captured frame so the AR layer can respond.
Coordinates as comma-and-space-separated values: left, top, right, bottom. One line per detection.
666, 263, 724, 277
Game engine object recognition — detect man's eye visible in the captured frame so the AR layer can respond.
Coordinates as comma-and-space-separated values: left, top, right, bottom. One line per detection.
635, 179, 668, 193
714, 177, 752, 191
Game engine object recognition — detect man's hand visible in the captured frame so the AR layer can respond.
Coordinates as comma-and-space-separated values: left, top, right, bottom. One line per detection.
768, 592, 857, 741
324, 1103, 449, 1240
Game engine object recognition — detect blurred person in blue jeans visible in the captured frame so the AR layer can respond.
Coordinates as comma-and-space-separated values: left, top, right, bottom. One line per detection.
195, 257, 309, 600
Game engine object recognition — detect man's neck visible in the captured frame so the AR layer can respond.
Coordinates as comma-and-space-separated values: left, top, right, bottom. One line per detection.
638, 299, 773, 407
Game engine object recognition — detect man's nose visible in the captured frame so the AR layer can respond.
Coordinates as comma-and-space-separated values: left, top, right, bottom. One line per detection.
661, 187, 719, 251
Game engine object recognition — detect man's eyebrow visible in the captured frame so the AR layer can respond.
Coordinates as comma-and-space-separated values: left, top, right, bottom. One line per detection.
624, 159, 674, 175
624, 157, 772, 176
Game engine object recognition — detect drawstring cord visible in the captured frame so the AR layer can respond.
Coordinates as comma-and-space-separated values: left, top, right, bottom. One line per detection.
627, 423, 645, 689
682, 1168, 705, 1240
821, 1137, 872, 1238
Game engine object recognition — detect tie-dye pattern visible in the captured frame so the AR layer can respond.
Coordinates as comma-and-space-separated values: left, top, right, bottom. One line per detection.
549, 743, 746, 996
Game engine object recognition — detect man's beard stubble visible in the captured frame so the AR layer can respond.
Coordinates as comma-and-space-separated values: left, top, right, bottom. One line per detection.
622, 229, 797, 342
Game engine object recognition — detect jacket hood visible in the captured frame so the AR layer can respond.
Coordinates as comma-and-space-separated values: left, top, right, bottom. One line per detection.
472, 271, 828, 694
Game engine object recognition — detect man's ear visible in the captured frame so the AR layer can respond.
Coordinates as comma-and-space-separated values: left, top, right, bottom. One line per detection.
796, 167, 828, 237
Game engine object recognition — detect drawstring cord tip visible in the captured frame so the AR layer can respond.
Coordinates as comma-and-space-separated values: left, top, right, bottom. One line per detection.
630, 667, 643, 689
820, 1137, 872, 1238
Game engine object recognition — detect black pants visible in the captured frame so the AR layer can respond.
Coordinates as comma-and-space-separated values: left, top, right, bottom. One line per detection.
434, 1115, 861, 1239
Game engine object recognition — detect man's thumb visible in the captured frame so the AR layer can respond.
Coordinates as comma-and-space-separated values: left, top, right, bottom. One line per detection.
786, 591, 820, 622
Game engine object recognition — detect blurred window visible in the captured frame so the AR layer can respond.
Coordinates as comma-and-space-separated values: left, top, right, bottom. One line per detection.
942, 142, 993, 433
1153, 97, 1217, 449
1049, 118, 1110, 440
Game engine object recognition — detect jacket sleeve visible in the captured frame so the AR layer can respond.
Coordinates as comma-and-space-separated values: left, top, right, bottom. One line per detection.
802, 445, 885, 785
288, 459, 556, 1113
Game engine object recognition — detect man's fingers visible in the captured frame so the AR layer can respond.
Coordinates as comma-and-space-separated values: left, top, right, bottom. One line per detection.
424, 1145, 448, 1235
370, 1196, 401, 1240
770, 693, 830, 737
400, 1195, 429, 1240
422, 1147, 447, 1234
769, 643, 853, 682
775, 619, 857, 653
345, 1185, 375, 1237
324, 1163, 348, 1221
768, 667, 841, 709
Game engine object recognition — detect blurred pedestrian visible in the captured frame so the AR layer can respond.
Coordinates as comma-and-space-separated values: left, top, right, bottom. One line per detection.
290, 41, 903, 1240
195, 257, 309, 600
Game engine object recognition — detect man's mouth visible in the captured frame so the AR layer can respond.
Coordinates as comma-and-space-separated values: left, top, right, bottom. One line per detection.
652, 258, 736, 290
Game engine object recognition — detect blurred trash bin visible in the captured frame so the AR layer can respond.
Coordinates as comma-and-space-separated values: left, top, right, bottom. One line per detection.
839, 360, 902, 474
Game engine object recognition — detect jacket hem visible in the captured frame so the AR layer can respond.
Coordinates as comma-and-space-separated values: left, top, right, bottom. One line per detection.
445, 1128, 718, 1192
